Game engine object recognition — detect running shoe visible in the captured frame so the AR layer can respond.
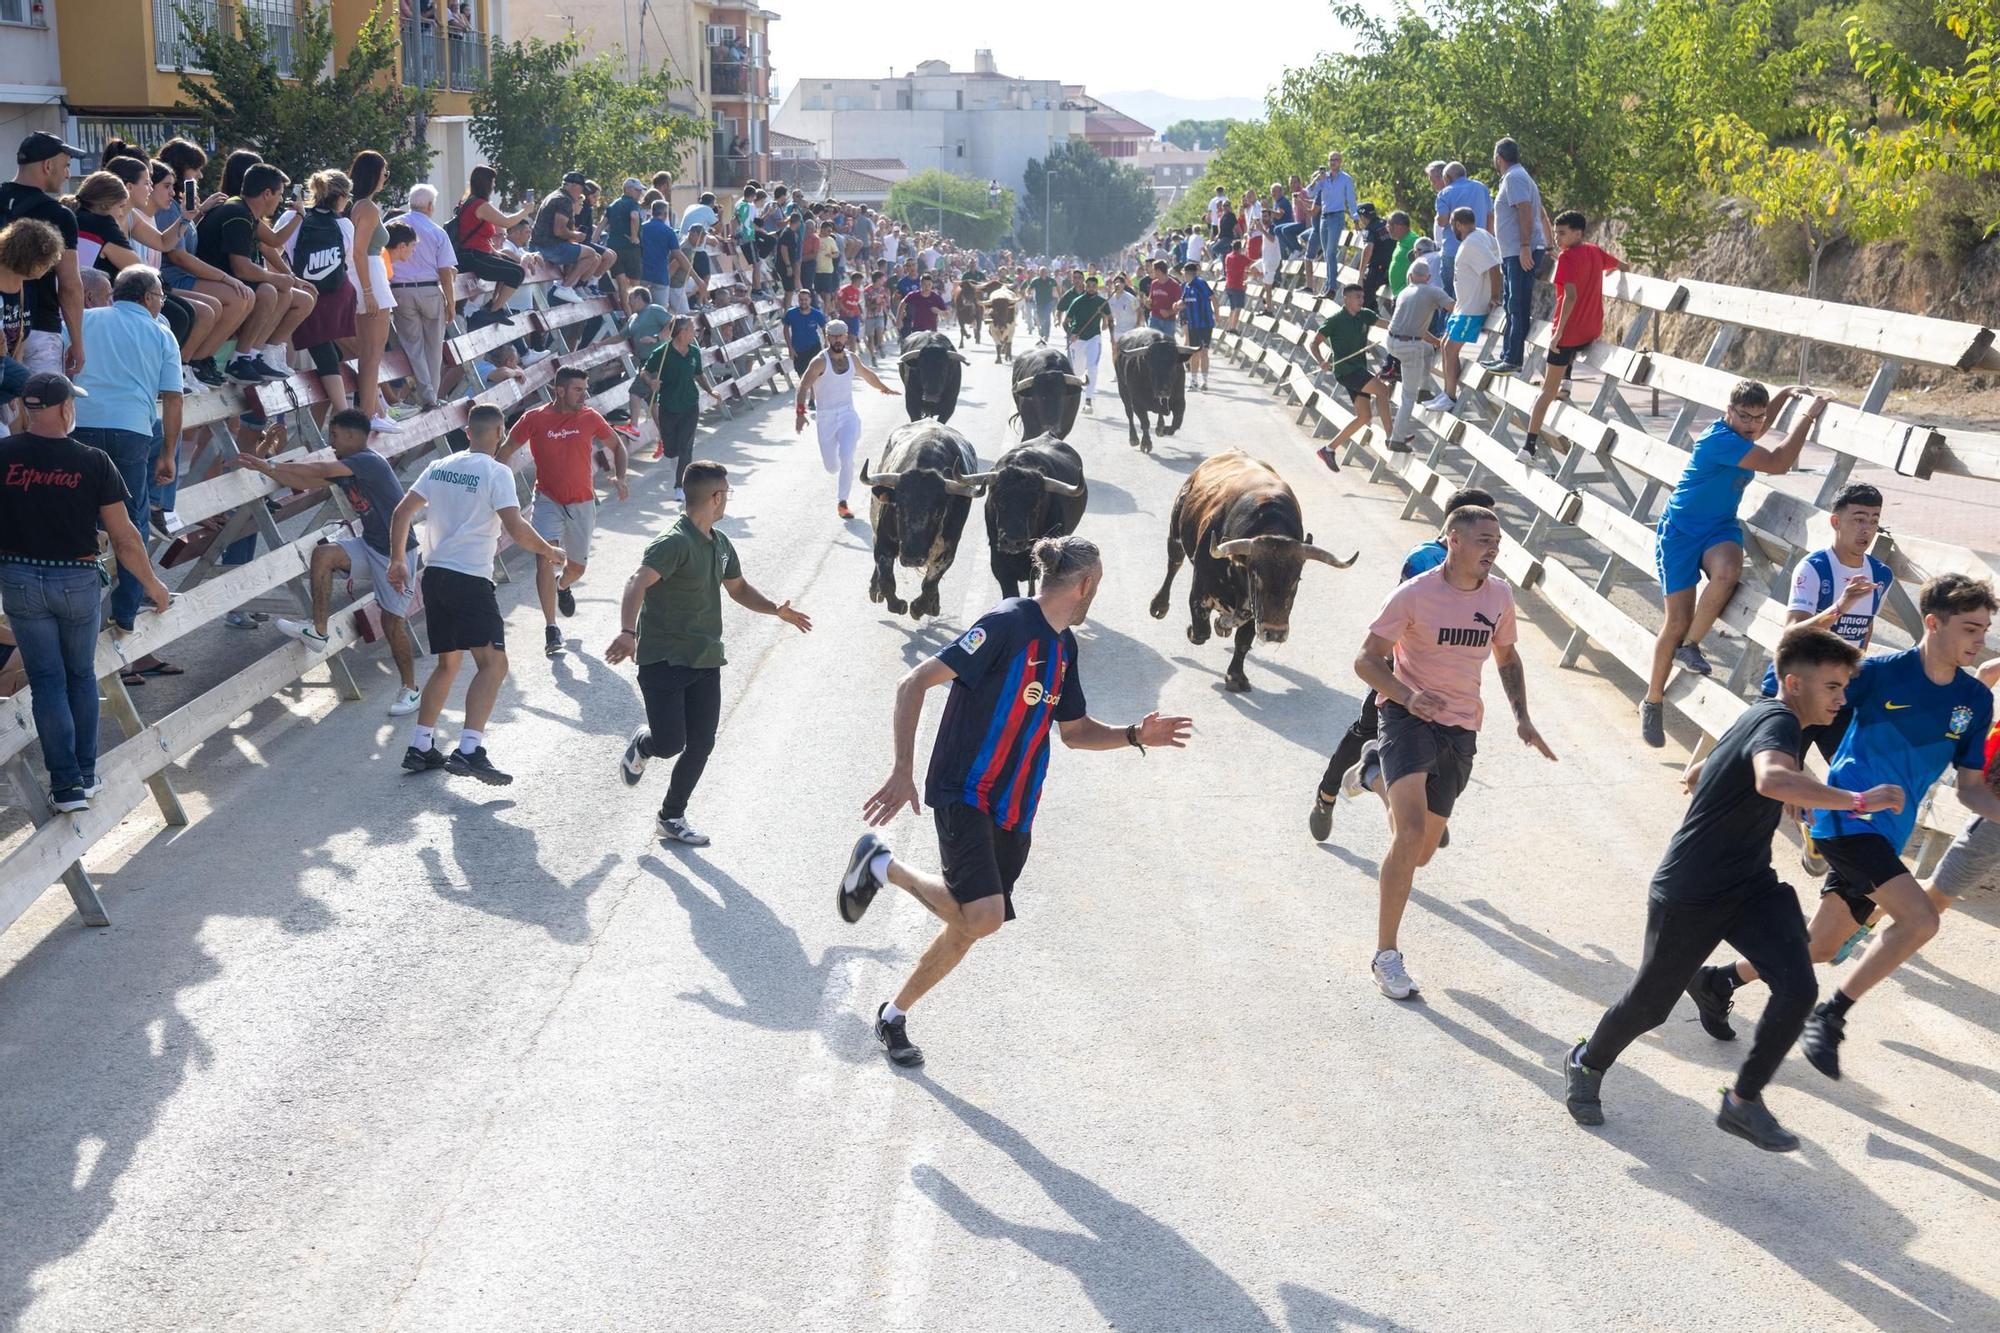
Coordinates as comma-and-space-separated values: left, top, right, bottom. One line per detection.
656, 816, 711, 846
273, 617, 330, 648
875, 1002, 924, 1067
673, 488, 685, 503
1083, 399, 1094, 413
1673, 642, 1713, 676
1386, 436, 1414, 453
1800, 822, 1830, 877
1685, 965, 1738, 1041
1308, 792, 1334, 843
550, 284, 584, 304
611, 423, 640, 439
368, 415, 401, 434
386, 400, 422, 422
223, 354, 273, 384
1639, 701, 1666, 749
1799, 1002, 1845, 1080
387, 687, 422, 717
402, 745, 448, 773
841, 832, 890, 923
1564, 1041, 1604, 1126
188, 359, 227, 388
79, 776, 105, 800
520, 348, 555, 366
1514, 442, 1538, 465
1487, 361, 1522, 376
557, 586, 576, 618
1315, 444, 1341, 473
544, 625, 565, 659
837, 501, 854, 520
1423, 393, 1456, 412
1372, 948, 1418, 999
50, 787, 90, 813
621, 727, 650, 786
1715, 1091, 1799, 1152
1831, 923, 1873, 965
446, 747, 514, 785
1349, 740, 1383, 799
224, 610, 265, 630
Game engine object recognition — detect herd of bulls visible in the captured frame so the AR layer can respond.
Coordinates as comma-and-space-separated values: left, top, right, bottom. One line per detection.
861, 332, 1357, 691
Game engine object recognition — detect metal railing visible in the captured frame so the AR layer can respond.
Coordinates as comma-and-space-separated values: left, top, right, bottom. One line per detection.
154, 0, 296, 75
715, 155, 757, 188
154, 0, 222, 69
401, 21, 487, 91
242, 0, 296, 77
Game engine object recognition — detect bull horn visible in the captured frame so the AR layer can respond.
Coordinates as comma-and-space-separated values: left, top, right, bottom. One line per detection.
1302, 543, 1359, 569
898, 348, 921, 364
951, 350, 970, 363
865, 466, 904, 488
1062, 374, 1085, 387
1208, 534, 1254, 560
959, 471, 999, 486
942, 477, 983, 497
1041, 477, 1084, 498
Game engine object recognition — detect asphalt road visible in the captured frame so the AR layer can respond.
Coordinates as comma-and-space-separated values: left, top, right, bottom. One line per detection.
2, 337, 1998, 1333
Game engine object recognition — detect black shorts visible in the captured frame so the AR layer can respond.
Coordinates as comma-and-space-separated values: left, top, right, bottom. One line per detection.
1186, 325, 1212, 348
1545, 341, 1589, 368
457, 248, 526, 289
1378, 699, 1478, 818
421, 565, 506, 654
611, 245, 643, 279
935, 800, 1030, 922
1818, 830, 1910, 926
1337, 367, 1375, 399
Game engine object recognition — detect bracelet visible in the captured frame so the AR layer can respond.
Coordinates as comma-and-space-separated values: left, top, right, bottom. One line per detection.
1852, 791, 1868, 814
1125, 723, 1145, 755
618, 628, 637, 637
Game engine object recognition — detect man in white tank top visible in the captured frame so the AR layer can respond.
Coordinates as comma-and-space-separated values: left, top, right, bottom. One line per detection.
795, 319, 896, 519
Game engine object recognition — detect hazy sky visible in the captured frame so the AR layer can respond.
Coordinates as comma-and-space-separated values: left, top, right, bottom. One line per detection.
768, 1, 1367, 105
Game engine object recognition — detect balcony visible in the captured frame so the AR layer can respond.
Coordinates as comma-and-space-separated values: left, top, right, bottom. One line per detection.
400, 20, 488, 91
154, 0, 298, 75
708, 47, 770, 101
715, 155, 758, 189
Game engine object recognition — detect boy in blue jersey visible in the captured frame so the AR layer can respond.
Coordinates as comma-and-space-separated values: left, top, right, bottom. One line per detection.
1641, 381, 1830, 748
836, 537, 1193, 1067
1694, 575, 2000, 1080
1310, 487, 1494, 841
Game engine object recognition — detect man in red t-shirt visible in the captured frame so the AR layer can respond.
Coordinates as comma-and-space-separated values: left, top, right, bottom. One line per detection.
1221, 240, 1252, 331
899, 273, 950, 332
1520, 210, 1621, 465
1146, 260, 1182, 335
500, 366, 628, 658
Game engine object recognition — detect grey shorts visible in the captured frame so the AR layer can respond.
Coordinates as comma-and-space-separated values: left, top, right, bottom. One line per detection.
335, 534, 416, 619
529, 495, 596, 565
1932, 816, 2000, 899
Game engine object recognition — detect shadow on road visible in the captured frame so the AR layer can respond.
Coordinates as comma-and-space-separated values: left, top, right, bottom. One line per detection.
1280, 1282, 1424, 1332
1170, 651, 1355, 750
425, 796, 622, 944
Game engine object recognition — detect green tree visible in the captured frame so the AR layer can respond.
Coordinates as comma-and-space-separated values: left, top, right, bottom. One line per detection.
1848, 0, 2000, 175
174, 0, 433, 190
470, 33, 705, 200
1019, 142, 1158, 260
1162, 119, 1240, 151
884, 171, 1014, 249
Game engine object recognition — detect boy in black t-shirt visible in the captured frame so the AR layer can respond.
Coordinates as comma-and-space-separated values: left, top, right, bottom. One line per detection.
1565, 626, 1902, 1152
0, 132, 87, 376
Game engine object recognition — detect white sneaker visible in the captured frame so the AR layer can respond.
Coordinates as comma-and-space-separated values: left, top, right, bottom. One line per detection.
369, 415, 400, 433
551, 284, 584, 304
387, 687, 422, 717
273, 617, 330, 647
1514, 443, 1538, 466
521, 348, 555, 366
656, 816, 711, 846
1340, 740, 1380, 799
673, 487, 686, 502
1424, 393, 1456, 411
1373, 948, 1418, 999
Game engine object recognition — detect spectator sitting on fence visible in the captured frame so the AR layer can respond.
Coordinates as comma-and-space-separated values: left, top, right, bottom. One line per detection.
448, 166, 529, 331
1, 131, 88, 378
681, 191, 719, 236
230, 407, 424, 716
531, 172, 615, 305
88, 152, 224, 377
194, 163, 317, 384
390, 185, 458, 413
281, 169, 361, 414
0, 372, 171, 812
0, 218, 63, 413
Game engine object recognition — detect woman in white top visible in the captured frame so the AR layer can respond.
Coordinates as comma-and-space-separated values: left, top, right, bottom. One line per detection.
346, 149, 397, 432
1107, 274, 1140, 336
792, 319, 897, 519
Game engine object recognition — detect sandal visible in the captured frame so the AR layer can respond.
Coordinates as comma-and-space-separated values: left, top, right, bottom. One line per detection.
119, 670, 147, 687
136, 659, 186, 677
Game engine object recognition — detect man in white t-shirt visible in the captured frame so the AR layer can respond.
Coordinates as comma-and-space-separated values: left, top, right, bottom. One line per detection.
1427, 207, 1505, 409
919, 243, 940, 273
386, 403, 565, 785
1206, 187, 1227, 230
1185, 230, 1209, 264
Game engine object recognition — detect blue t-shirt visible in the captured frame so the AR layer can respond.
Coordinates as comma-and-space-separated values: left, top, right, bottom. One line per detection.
924, 598, 1088, 831
1760, 548, 1895, 696
1810, 647, 1994, 851
1401, 539, 1446, 582
1434, 178, 1493, 258
640, 218, 679, 286
782, 306, 827, 354
1181, 277, 1216, 330
1659, 418, 1755, 535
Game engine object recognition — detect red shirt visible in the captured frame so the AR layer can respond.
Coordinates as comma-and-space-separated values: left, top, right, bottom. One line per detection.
1551, 242, 1619, 348
513, 405, 616, 505
1222, 252, 1251, 291
1246, 234, 1263, 262
838, 283, 862, 318
1148, 278, 1182, 320
904, 290, 949, 332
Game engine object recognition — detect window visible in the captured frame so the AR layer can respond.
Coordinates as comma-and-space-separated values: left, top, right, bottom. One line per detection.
0, 0, 36, 24
706, 24, 736, 44
954, 91, 963, 110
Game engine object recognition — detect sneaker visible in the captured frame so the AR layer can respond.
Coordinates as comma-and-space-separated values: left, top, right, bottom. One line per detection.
1487, 361, 1522, 376
223, 354, 271, 384
1715, 1091, 1800, 1152
875, 1002, 924, 1067
1565, 1041, 1605, 1126
1308, 792, 1334, 843
556, 586, 576, 618
550, 284, 584, 304
1083, 398, 1094, 413
273, 617, 330, 648
840, 831, 890, 923
1372, 948, 1418, 999
544, 625, 565, 659
402, 745, 448, 773
79, 776, 105, 799
1685, 965, 1738, 1041
1423, 393, 1456, 412
1800, 824, 1830, 878
621, 727, 650, 786
656, 815, 711, 846
1673, 642, 1713, 676
1476, 356, 1502, 370
368, 415, 401, 434
50, 787, 90, 813
673, 488, 686, 503
188, 359, 226, 388
1639, 701, 1665, 749
386, 401, 422, 422
224, 610, 264, 631
520, 348, 556, 367
836, 501, 854, 520
1315, 444, 1341, 473
1349, 740, 1382, 799
446, 746, 514, 785
1386, 436, 1414, 453
387, 687, 422, 717
1514, 442, 1538, 465
1799, 1002, 1845, 1080
1831, 923, 1873, 965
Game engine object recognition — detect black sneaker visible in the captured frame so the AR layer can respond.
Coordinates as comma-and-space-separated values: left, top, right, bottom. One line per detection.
446, 746, 514, 785
875, 1002, 924, 1067
544, 625, 565, 659
50, 786, 90, 813
557, 585, 576, 618
1686, 965, 1738, 1041
189, 358, 226, 388
1565, 1041, 1604, 1126
402, 745, 448, 773
840, 832, 889, 923
1308, 792, 1334, 842
621, 727, 650, 786
223, 354, 271, 384
1800, 1002, 1845, 1080
1716, 1091, 1800, 1152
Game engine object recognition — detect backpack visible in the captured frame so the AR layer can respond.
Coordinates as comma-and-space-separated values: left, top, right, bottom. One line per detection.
292, 208, 349, 295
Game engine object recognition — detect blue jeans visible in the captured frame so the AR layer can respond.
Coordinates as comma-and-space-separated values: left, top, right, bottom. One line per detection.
1148, 316, 1177, 337
0, 562, 104, 792
1033, 302, 1053, 340
1273, 222, 1304, 257
1314, 217, 1345, 280
0, 354, 28, 408
1500, 249, 1545, 366
73, 426, 154, 631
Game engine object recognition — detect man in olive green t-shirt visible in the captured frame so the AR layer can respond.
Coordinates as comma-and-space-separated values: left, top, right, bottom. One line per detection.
1062, 274, 1111, 413
605, 461, 812, 845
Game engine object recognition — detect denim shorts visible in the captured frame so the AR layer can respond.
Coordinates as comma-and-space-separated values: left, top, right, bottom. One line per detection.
536, 241, 586, 266
0, 355, 28, 406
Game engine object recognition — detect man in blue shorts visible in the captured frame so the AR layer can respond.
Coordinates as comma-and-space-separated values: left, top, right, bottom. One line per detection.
835, 537, 1192, 1067
1692, 575, 2000, 1080
1641, 380, 1830, 747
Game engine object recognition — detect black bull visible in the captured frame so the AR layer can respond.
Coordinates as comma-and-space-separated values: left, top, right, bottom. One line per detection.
964, 436, 1088, 599
897, 330, 966, 423
862, 421, 980, 621
1010, 346, 1084, 440
1115, 327, 1194, 453
1148, 451, 1357, 692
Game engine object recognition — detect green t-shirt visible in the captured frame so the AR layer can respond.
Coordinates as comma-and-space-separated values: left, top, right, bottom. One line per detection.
1317, 308, 1377, 372
1062, 292, 1109, 338
636, 514, 742, 668
642, 339, 704, 415
627, 303, 671, 342
1056, 286, 1085, 316
1386, 232, 1420, 295
1028, 275, 1057, 303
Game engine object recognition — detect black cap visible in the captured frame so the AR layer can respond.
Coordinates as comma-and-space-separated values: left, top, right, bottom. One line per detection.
562, 170, 588, 186
20, 372, 86, 407
18, 131, 86, 166
1356, 202, 1379, 218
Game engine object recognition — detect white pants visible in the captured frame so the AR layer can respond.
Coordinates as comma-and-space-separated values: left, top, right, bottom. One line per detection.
1069, 334, 1101, 400
817, 407, 862, 502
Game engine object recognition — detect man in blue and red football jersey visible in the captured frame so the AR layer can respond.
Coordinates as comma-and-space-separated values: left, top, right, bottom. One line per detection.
837, 535, 1193, 1067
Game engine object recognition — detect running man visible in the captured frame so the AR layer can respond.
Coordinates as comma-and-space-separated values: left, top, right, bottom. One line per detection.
1515, 211, 1619, 465
608, 461, 812, 845
1565, 626, 1892, 1151
1350, 505, 1557, 997
1694, 575, 2000, 1079
1309, 284, 1383, 472
1642, 381, 1830, 748
387, 403, 565, 785
1178, 261, 1216, 392
501, 366, 628, 660
1062, 274, 1111, 414
834, 537, 1192, 1066
794, 319, 896, 520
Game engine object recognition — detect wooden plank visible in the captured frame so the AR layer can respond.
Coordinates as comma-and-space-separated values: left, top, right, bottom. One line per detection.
1717, 581, 1795, 654
1927, 423, 2000, 484
1675, 278, 1995, 372
445, 313, 535, 367
705, 303, 752, 328
1570, 492, 1659, 572
1482, 375, 1616, 457
243, 371, 330, 418
0, 691, 35, 767
538, 298, 616, 333
1642, 354, 1928, 475
96, 528, 330, 676
182, 385, 247, 429
1603, 271, 1687, 314
1874, 532, 2000, 589
1456, 421, 1582, 526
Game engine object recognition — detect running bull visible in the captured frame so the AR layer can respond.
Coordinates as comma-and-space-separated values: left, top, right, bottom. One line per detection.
1149, 450, 1357, 692
896, 330, 967, 424
962, 436, 1088, 598
1010, 345, 1084, 440
863, 420, 981, 620
1115, 326, 1194, 453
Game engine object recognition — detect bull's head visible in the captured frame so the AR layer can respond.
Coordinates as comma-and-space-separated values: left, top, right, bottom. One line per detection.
1011, 369, 1085, 438
1207, 532, 1357, 643
863, 461, 985, 567
1142, 339, 1198, 412
899, 336, 969, 408
963, 466, 1083, 554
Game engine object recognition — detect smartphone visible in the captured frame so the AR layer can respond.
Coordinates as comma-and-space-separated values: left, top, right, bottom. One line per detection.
182, 179, 198, 212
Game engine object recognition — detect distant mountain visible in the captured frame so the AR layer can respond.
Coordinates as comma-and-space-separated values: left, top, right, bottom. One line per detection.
1097, 91, 1264, 135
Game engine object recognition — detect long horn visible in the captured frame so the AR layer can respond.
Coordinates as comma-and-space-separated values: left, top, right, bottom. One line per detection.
1041, 477, 1084, 497
958, 471, 999, 486
1301, 543, 1359, 569
1061, 374, 1084, 387
951, 350, 970, 363
1211, 536, 1258, 559
942, 477, 983, 497
866, 467, 904, 488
